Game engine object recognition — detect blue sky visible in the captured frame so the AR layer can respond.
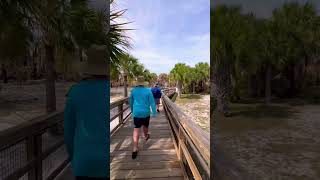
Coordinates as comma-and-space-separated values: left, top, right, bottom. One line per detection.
113, 0, 210, 74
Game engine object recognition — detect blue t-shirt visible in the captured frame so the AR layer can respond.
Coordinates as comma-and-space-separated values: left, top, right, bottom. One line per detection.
64, 79, 109, 178
130, 86, 157, 118
151, 86, 162, 99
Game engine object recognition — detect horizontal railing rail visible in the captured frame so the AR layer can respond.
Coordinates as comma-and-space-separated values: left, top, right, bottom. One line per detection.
0, 111, 68, 180
162, 92, 210, 180
110, 97, 131, 135
0, 96, 132, 180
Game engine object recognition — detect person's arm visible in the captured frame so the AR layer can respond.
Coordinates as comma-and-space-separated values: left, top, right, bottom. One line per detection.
130, 90, 134, 111
64, 94, 76, 161
149, 91, 157, 117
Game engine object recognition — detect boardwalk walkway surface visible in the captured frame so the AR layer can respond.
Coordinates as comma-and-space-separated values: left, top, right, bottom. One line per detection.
110, 109, 184, 179
55, 108, 184, 180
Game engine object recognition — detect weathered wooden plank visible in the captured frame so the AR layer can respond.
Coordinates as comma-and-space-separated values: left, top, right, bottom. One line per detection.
112, 134, 172, 139
110, 168, 183, 179
116, 142, 174, 151
115, 130, 171, 136
111, 137, 173, 146
111, 137, 172, 143
111, 149, 176, 156
122, 121, 169, 126
111, 161, 180, 171
130, 178, 184, 180
121, 124, 170, 130
111, 107, 184, 180
111, 154, 178, 163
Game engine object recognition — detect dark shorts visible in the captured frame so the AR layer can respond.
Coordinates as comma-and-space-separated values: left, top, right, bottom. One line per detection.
133, 116, 150, 128
154, 98, 160, 104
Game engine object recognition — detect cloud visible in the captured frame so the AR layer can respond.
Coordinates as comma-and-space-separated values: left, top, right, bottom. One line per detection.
117, 0, 210, 74
186, 33, 210, 42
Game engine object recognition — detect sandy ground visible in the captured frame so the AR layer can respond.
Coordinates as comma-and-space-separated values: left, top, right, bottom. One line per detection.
0, 81, 75, 131
213, 103, 320, 180
0, 82, 128, 132
175, 94, 210, 132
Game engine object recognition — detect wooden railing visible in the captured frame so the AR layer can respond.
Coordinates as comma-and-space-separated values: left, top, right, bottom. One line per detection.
110, 97, 131, 135
0, 112, 68, 180
162, 93, 210, 180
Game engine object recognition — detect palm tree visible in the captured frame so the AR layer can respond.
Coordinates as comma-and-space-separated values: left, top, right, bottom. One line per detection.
195, 62, 210, 92
170, 63, 189, 97
117, 53, 139, 97
0, 0, 35, 84
158, 73, 169, 87
272, 2, 318, 97
211, 5, 242, 115
109, 1, 132, 65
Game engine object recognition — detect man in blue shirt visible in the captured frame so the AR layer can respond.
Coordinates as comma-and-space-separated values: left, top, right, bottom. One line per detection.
151, 83, 162, 112
129, 76, 157, 159
64, 45, 109, 179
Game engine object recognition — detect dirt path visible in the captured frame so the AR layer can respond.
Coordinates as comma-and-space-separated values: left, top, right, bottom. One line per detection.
213, 104, 320, 180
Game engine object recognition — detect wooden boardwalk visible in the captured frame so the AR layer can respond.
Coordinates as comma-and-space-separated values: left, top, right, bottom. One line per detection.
110, 109, 184, 179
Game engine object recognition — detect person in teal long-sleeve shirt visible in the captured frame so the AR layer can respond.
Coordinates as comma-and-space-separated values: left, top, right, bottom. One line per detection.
64, 45, 109, 180
129, 76, 157, 159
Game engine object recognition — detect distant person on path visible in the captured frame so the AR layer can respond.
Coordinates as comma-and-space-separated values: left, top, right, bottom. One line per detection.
129, 76, 157, 159
151, 83, 162, 112
64, 45, 109, 180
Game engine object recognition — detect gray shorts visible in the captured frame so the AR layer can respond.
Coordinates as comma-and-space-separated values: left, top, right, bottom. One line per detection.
154, 98, 160, 104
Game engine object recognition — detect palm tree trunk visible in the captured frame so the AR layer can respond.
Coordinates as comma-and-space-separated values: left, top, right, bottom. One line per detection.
247, 74, 254, 97
230, 64, 240, 101
288, 63, 296, 97
257, 70, 264, 97
212, 61, 232, 116
45, 44, 56, 113
193, 82, 195, 94
79, 48, 83, 62
32, 62, 37, 79
124, 72, 128, 97
177, 81, 182, 97
265, 64, 271, 105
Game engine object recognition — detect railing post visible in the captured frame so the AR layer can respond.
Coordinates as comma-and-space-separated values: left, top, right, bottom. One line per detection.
35, 134, 43, 180
178, 126, 184, 161
118, 103, 123, 124
27, 134, 42, 180
27, 135, 36, 180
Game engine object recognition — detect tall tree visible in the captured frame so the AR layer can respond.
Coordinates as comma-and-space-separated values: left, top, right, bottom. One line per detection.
117, 53, 139, 97
195, 62, 210, 92
211, 5, 242, 115
170, 63, 189, 97
158, 73, 169, 87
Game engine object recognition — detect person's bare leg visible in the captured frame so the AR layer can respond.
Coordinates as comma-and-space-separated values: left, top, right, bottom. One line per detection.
133, 128, 140, 152
142, 125, 149, 138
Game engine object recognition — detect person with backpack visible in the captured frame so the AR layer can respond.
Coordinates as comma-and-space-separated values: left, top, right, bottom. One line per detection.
129, 76, 157, 159
151, 83, 162, 112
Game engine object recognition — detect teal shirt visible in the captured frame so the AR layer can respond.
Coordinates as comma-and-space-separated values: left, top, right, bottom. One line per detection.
64, 80, 109, 178
130, 86, 157, 118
